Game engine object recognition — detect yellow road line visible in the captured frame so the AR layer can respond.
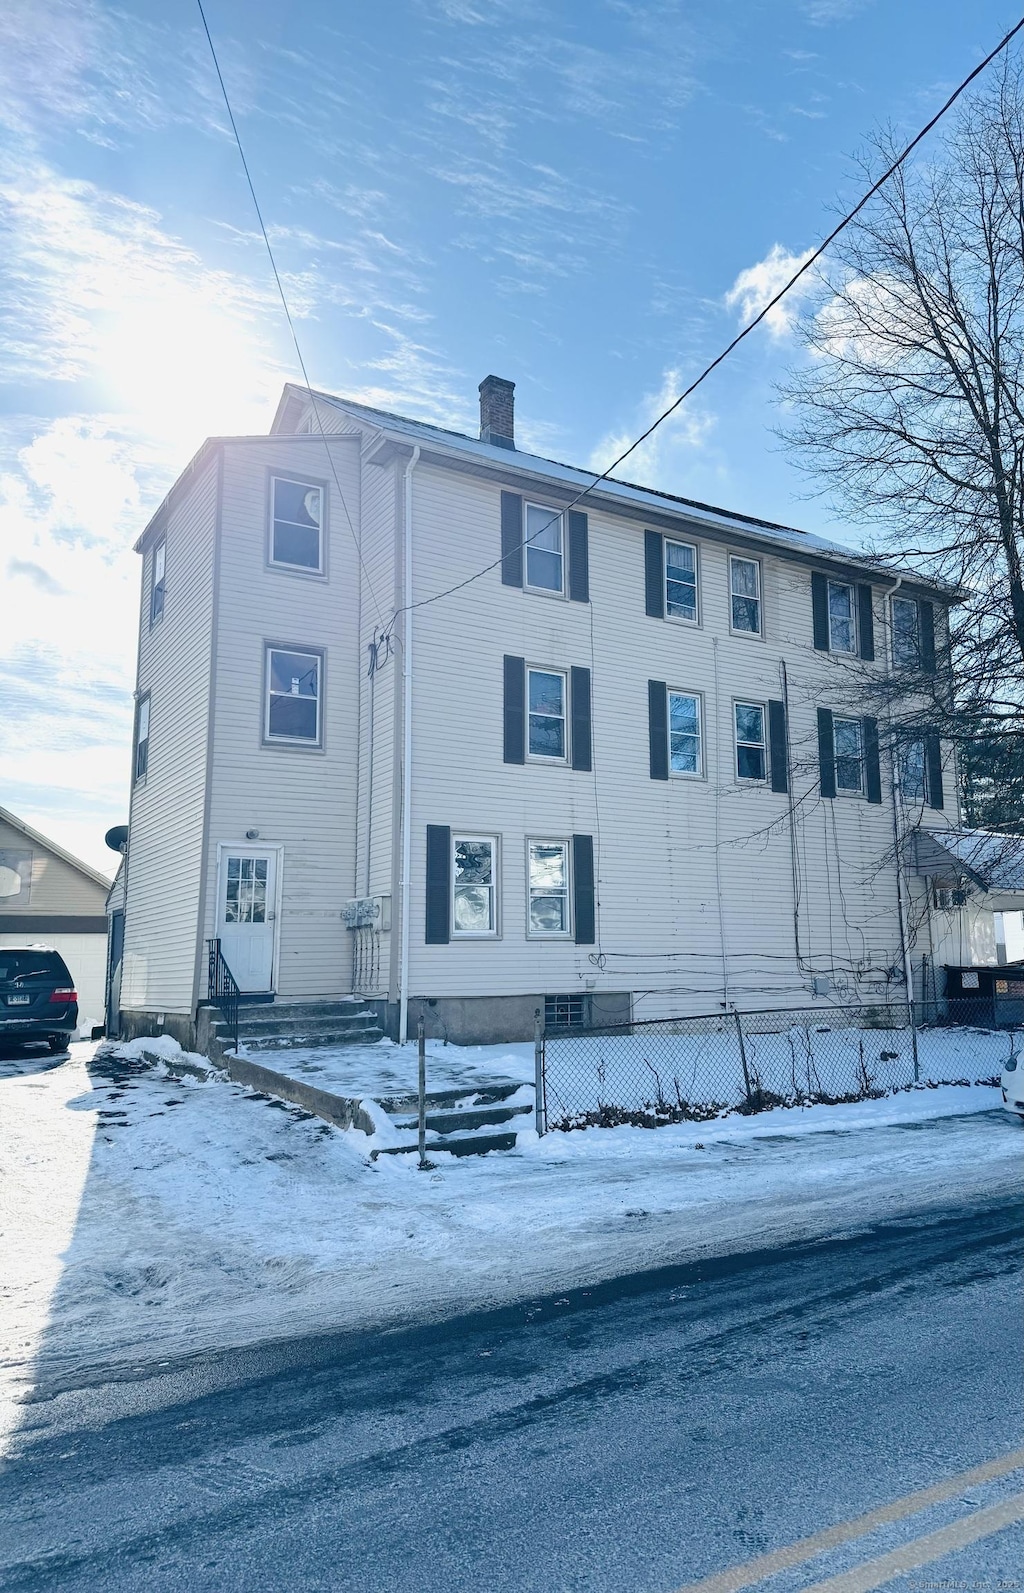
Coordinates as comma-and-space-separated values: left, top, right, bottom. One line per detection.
801, 1491, 1024, 1593
672, 1449, 1024, 1593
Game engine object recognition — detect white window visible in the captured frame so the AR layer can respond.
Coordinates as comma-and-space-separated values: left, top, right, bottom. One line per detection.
150, 539, 166, 626
270, 476, 324, 571
452, 835, 497, 936
891, 596, 920, 668
528, 840, 570, 936
665, 539, 699, 622
730, 556, 762, 635
527, 668, 566, 759
834, 716, 864, 794
734, 702, 767, 781
524, 502, 564, 594
134, 694, 150, 783
669, 690, 703, 776
899, 740, 925, 802
265, 647, 322, 744
827, 580, 856, 654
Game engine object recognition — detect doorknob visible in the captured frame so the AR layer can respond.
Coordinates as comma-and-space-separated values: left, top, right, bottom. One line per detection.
268, 912, 277, 921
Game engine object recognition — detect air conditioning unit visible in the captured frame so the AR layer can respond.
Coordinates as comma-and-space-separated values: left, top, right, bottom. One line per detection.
342, 896, 392, 931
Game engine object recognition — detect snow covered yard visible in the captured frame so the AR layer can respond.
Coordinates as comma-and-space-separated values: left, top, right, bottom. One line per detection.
1, 1034, 1020, 1449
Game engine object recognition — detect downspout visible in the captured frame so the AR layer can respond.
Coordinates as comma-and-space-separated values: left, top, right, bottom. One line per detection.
398, 445, 421, 1046
883, 574, 917, 1007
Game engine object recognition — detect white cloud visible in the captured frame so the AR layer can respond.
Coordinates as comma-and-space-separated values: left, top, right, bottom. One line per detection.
587, 369, 716, 491
724, 243, 817, 338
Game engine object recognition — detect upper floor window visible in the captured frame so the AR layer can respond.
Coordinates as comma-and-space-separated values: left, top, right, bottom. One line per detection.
734, 702, 767, 782
524, 503, 563, 594
665, 539, 699, 623
150, 539, 166, 627
833, 715, 865, 794
134, 694, 151, 784
452, 835, 497, 936
899, 739, 926, 802
270, 476, 324, 572
891, 596, 921, 668
527, 839, 571, 936
669, 690, 703, 777
264, 646, 322, 745
730, 556, 762, 635
527, 668, 566, 760
827, 580, 856, 654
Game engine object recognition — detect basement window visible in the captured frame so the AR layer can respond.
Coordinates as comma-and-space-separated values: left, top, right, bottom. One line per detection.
544, 993, 586, 1030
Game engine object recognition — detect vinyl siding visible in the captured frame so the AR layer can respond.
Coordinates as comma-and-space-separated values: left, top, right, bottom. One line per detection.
200, 437, 363, 999
121, 457, 217, 1014
0, 816, 108, 915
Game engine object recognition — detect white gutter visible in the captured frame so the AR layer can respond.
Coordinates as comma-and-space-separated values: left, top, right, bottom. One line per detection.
882, 574, 918, 1009
398, 445, 421, 1046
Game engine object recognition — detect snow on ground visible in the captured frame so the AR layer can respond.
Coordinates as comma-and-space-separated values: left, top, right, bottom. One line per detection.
0, 1035, 1021, 1447
242, 1035, 536, 1098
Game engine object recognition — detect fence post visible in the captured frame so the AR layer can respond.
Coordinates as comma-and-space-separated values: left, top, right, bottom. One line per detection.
534, 1008, 545, 1136
909, 997, 920, 1083
417, 1016, 427, 1169
733, 1009, 754, 1109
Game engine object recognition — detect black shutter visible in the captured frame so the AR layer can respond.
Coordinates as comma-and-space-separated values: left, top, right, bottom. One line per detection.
863, 716, 882, 804
857, 584, 875, 661
425, 825, 451, 944
570, 666, 592, 772
500, 491, 523, 587
925, 733, 944, 809
572, 834, 596, 945
817, 708, 836, 799
768, 699, 789, 794
648, 680, 669, 780
568, 510, 589, 603
919, 600, 936, 672
503, 655, 526, 764
644, 530, 664, 619
811, 572, 829, 651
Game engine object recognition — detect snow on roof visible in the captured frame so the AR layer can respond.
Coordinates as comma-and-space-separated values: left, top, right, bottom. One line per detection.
922, 828, 1024, 892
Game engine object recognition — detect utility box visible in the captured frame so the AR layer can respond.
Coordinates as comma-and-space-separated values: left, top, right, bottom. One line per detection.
342, 896, 392, 932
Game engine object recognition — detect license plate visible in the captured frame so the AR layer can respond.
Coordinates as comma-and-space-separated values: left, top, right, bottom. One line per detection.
7, 995, 30, 1005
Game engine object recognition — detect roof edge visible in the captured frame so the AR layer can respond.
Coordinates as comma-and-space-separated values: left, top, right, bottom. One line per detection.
0, 805, 113, 889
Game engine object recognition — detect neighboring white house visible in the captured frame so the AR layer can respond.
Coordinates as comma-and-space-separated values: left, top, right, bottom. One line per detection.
0, 806, 111, 1036
114, 376, 1018, 1047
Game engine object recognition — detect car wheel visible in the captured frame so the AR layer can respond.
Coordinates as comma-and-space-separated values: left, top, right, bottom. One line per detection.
47, 1035, 69, 1054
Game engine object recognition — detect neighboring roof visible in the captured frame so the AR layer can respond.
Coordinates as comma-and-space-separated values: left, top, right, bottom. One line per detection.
272, 383, 957, 595
0, 806, 112, 890
913, 827, 1024, 894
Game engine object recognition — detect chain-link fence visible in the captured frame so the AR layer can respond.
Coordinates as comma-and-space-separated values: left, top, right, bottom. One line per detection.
540, 1001, 1018, 1132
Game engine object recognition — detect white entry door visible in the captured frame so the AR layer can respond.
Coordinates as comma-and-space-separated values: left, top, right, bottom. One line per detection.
218, 850, 278, 992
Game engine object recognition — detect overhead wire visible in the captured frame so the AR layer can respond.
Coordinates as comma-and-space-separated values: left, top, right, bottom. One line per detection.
379, 12, 1024, 643
194, 0, 385, 626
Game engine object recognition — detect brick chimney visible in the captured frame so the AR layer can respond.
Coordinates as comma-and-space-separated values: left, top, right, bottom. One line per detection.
479, 375, 515, 450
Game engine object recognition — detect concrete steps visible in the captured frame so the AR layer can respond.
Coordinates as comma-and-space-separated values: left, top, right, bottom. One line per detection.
372, 1082, 534, 1159
215, 1000, 382, 1055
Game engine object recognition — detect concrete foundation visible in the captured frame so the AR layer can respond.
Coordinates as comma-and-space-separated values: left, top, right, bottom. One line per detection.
372, 992, 633, 1045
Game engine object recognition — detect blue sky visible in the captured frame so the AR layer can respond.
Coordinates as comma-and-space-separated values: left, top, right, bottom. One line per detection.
0, 0, 1015, 870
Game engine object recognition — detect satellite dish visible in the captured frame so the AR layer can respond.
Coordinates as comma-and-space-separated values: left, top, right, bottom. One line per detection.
105, 824, 129, 854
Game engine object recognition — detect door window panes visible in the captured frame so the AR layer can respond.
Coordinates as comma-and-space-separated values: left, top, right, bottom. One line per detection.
271, 478, 323, 570
665, 540, 698, 621
225, 856, 268, 924
735, 702, 767, 781
525, 503, 564, 593
730, 556, 762, 634
452, 837, 496, 935
528, 669, 566, 758
669, 691, 702, 775
266, 648, 321, 742
528, 841, 569, 935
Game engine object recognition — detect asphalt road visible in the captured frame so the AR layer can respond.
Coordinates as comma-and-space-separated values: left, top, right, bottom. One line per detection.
1, 1196, 1022, 1593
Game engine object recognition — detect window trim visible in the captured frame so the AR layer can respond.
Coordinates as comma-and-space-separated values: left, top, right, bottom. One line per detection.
526, 665, 568, 763
523, 500, 565, 598
451, 832, 500, 939
826, 578, 857, 656
833, 714, 865, 797
733, 699, 768, 784
891, 594, 921, 669
149, 538, 166, 628
133, 693, 151, 785
728, 553, 764, 639
664, 537, 700, 626
667, 687, 705, 780
266, 470, 329, 578
262, 643, 325, 749
898, 738, 926, 804
526, 837, 572, 939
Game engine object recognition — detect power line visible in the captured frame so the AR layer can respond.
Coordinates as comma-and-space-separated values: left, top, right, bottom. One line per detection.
381, 12, 1024, 641
194, 0, 384, 626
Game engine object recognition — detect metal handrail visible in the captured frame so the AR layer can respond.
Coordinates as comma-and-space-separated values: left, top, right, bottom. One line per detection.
206, 937, 240, 1055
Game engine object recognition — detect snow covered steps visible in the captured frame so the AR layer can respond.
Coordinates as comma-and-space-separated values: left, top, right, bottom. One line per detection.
216, 999, 383, 1055
371, 1082, 535, 1159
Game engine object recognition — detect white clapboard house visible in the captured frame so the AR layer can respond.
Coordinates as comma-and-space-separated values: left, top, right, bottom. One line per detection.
114, 375, 1010, 1049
